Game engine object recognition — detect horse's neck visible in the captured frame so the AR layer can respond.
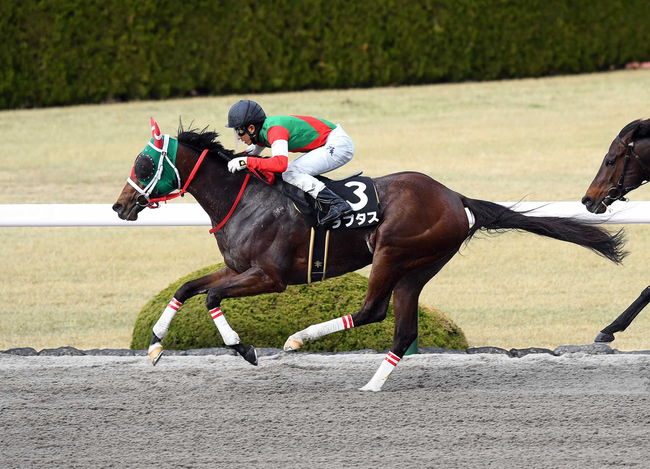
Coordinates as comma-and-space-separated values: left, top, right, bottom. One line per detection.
179, 152, 280, 223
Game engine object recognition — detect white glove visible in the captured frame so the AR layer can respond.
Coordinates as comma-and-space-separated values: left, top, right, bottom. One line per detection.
245, 144, 264, 156
227, 157, 248, 173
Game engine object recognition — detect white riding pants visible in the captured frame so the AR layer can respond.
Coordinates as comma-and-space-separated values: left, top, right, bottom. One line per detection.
282, 125, 355, 199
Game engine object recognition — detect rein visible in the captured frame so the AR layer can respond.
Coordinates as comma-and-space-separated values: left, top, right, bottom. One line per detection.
130, 144, 252, 234
209, 173, 251, 234
147, 149, 209, 207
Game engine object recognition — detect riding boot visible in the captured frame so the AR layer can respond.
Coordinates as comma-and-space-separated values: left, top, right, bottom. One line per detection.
316, 187, 353, 226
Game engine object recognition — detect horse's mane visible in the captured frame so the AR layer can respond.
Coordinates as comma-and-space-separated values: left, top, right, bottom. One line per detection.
618, 118, 650, 140
176, 122, 233, 160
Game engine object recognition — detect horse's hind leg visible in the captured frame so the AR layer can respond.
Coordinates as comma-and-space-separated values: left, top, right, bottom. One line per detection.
595, 285, 650, 343
283, 251, 398, 351
360, 258, 453, 392
283, 294, 391, 351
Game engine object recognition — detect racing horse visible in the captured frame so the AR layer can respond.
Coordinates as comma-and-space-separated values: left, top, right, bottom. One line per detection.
582, 118, 650, 343
114, 118, 626, 391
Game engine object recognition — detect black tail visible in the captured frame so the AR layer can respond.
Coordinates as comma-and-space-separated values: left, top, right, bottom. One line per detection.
461, 197, 627, 264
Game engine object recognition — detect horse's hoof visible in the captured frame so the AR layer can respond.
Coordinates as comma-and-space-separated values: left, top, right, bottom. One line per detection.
594, 331, 615, 343
283, 337, 303, 351
231, 343, 258, 366
147, 343, 164, 366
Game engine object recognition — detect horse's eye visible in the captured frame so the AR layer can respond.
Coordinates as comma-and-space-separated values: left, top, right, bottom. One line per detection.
605, 159, 616, 167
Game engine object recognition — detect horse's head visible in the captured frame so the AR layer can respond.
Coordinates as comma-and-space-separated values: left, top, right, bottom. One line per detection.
113, 118, 183, 220
582, 119, 650, 214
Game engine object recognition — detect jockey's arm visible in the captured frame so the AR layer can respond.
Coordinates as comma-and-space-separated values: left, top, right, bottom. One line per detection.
246, 125, 289, 173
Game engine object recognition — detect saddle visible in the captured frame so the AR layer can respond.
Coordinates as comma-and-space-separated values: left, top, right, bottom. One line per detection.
226, 148, 380, 229
277, 172, 381, 230
261, 171, 381, 283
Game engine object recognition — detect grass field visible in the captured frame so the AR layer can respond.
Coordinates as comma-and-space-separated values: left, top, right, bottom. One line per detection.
2, 69, 650, 350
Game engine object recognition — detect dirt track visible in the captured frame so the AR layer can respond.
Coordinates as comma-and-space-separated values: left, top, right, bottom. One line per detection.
2, 349, 650, 468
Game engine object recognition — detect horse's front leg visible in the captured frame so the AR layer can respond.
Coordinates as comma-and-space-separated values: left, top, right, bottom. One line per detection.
147, 266, 284, 366
147, 268, 237, 365
204, 266, 286, 365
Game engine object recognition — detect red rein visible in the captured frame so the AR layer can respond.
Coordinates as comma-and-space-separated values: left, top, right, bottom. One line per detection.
147, 149, 210, 206
146, 149, 252, 234
208, 173, 251, 234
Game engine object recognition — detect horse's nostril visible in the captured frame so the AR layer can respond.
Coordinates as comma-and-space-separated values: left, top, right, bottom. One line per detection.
112, 203, 122, 213
581, 196, 591, 206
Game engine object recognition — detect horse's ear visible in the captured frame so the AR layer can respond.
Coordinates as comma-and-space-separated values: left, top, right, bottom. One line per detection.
150, 117, 163, 149
621, 128, 637, 145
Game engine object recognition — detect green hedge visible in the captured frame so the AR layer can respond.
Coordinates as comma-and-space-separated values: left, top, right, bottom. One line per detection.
131, 263, 468, 352
2, 0, 649, 109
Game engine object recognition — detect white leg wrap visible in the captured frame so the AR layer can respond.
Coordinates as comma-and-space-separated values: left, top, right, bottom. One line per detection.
359, 352, 401, 392
210, 307, 240, 346
152, 298, 182, 339
291, 315, 354, 344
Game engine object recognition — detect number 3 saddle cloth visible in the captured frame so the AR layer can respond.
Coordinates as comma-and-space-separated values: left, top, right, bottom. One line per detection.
280, 172, 381, 230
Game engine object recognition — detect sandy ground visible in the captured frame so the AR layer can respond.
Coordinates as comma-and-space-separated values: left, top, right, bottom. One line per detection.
2, 350, 650, 468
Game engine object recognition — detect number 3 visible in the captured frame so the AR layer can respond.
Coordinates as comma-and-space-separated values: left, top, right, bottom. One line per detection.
344, 182, 368, 211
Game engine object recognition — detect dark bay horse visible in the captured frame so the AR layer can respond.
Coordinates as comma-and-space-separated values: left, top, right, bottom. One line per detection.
583, 118, 650, 343
114, 119, 625, 391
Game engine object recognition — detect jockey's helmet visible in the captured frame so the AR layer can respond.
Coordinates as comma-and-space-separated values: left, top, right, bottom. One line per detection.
227, 100, 266, 129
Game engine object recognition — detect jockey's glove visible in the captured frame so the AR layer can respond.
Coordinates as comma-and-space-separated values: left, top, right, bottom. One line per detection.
227, 156, 248, 173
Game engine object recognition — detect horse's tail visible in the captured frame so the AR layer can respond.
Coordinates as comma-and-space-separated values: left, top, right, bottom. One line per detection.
461, 196, 627, 264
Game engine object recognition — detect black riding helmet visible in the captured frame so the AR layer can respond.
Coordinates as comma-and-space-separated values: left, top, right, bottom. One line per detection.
226, 100, 266, 144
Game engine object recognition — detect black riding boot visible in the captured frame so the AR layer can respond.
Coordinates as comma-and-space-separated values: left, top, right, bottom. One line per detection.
315, 187, 352, 226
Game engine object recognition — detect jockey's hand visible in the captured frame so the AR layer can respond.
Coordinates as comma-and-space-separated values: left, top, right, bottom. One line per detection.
227, 157, 248, 173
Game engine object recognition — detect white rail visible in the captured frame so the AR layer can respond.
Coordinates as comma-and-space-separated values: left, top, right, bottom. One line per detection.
0, 204, 210, 227
0, 202, 649, 227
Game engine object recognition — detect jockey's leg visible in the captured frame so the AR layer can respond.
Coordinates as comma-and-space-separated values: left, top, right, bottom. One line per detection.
315, 187, 353, 225
283, 125, 355, 224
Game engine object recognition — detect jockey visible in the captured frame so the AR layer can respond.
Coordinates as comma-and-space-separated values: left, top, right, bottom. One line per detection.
226, 99, 354, 226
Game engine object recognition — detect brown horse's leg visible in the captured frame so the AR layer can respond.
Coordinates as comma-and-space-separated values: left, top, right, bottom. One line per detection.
203, 266, 287, 365
360, 257, 454, 392
595, 286, 650, 343
148, 267, 240, 365
283, 250, 397, 351
148, 265, 285, 366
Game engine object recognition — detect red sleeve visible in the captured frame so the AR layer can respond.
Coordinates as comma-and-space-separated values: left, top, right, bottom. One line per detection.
266, 125, 290, 147
247, 155, 289, 173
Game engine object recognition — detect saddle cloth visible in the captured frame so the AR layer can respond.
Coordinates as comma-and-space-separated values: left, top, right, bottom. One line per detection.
280, 172, 381, 229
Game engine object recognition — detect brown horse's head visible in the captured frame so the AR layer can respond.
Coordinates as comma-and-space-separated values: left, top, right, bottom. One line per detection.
582, 119, 650, 214
113, 118, 178, 220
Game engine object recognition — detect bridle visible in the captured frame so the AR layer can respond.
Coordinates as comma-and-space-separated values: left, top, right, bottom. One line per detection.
124, 119, 253, 234
603, 136, 650, 206
127, 134, 183, 208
